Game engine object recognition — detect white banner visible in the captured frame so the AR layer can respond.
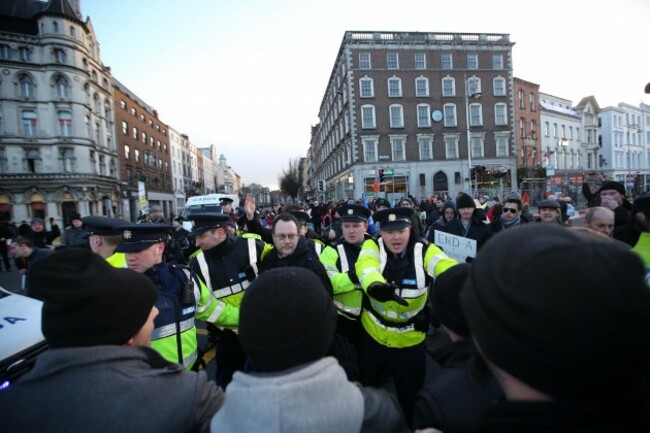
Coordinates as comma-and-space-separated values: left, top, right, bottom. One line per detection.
138, 181, 148, 214
433, 230, 477, 262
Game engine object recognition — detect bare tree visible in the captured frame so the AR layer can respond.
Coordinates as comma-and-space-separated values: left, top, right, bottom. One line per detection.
279, 158, 302, 201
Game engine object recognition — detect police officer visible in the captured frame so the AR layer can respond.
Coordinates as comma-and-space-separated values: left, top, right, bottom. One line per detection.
188, 213, 264, 387
82, 216, 129, 268
117, 223, 238, 369
220, 197, 234, 217
355, 207, 458, 421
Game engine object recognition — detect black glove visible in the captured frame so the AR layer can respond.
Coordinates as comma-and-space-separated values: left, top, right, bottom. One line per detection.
413, 306, 431, 333
347, 270, 360, 285
367, 282, 408, 306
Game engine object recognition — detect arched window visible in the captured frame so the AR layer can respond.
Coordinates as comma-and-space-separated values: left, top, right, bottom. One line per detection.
59, 147, 75, 172
55, 75, 70, 98
58, 111, 72, 136
19, 74, 34, 97
52, 21, 59, 33
54, 48, 66, 63
69, 26, 76, 38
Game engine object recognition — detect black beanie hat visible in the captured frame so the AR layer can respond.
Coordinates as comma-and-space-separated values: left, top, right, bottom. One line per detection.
456, 193, 476, 209
432, 263, 470, 338
461, 225, 650, 402
598, 180, 626, 195
28, 249, 157, 348
239, 267, 337, 372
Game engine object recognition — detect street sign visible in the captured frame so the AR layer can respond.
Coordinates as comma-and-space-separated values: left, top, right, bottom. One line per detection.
382, 168, 394, 176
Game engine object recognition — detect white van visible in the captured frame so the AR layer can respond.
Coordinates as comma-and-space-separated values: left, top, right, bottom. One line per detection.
181, 194, 239, 231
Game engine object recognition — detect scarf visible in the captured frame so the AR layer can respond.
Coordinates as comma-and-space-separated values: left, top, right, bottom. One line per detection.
499, 214, 521, 230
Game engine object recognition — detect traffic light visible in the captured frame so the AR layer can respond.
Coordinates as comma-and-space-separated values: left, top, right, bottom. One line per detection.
475, 165, 487, 174
379, 168, 384, 183
318, 179, 325, 191
469, 167, 476, 181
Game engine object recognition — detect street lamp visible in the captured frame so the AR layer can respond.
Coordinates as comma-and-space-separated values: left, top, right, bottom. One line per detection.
465, 75, 482, 195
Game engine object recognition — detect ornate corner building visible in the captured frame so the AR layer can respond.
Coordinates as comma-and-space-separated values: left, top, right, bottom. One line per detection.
0, 0, 121, 225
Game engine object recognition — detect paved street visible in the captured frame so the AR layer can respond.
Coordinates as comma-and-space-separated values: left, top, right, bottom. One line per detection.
0, 269, 22, 294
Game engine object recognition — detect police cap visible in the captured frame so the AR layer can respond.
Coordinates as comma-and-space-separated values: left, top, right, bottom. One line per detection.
374, 207, 412, 231
220, 197, 234, 206
337, 204, 371, 222
188, 212, 232, 236
115, 223, 170, 253
82, 216, 128, 236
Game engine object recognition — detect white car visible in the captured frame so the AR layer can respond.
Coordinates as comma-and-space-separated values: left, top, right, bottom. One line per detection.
0, 287, 47, 387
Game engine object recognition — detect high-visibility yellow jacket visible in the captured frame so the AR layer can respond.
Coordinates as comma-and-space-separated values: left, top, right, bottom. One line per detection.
320, 242, 364, 319
355, 238, 457, 348
106, 251, 127, 268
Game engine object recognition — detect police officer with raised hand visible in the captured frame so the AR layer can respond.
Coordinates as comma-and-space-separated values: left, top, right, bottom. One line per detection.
117, 223, 233, 370
188, 212, 263, 388
355, 207, 458, 422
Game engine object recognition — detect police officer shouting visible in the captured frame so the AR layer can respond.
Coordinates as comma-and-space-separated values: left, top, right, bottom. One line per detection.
117, 223, 237, 370
355, 207, 457, 421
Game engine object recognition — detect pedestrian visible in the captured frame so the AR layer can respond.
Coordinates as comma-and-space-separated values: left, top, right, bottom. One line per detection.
10, 236, 52, 296
210, 267, 407, 433
460, 225, 650, 431
489, 197, 526, 234
536, 199, 565, 225
0, 248, 222, 433
442, 193, 492, 254
0, 220, 13, 271
355, 207, 458, 422
60, 213, 89, 248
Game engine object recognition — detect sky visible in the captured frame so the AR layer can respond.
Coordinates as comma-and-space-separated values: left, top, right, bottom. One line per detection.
81, 0, 650, 190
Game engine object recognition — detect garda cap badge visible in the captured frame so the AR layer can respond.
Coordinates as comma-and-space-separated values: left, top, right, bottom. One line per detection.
122, 229, 132, 240
347, 209, 354, 215
388, 213, 396, 222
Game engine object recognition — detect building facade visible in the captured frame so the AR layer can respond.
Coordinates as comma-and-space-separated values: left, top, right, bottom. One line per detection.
513, 77, 542, 177
0, 0, 122, 225
113, 78, 173, 220
310, 31, 517, 202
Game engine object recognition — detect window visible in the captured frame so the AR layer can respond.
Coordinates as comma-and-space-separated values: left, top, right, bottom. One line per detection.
55, 75, 70, 98
492, 54, 503, 69
495, 134, 509, 157
467, 77, 481, 95
391, 136, 406, 161
531, 120, 536, 136
495, 103, 507, 125
124, 144, 130, 160
470, 136, 484, 158
19, 75, 34, 97
121, 121, 128, 135
415, 53, 426, 69
58, 111, 72, 136
361, 105, 376, 129
59, 148, 74, 172
518, 90, 524, 109
561, 125, 566, 138
415, 77, 429, 97
120, 100, 126, 110
132, 127, 138, 139
95, 122, 101, 144
99, 155, 105, 176
54, 48, 66, 63
569, 126, 573, 139
140, 114, 145, 122
22, 111, 37, 136
141, 132, 147, 143
388, 77, 402, 97
469, 103, 483, 126
135, 149, 140, 163
70, 26, 76, 37
359, 53, 371, 69
418, 135, 433, 160
443, 104, 457, 127
467, 54, 478, 69
389, 105, 404, 128
519, 118, 526, 138
417, 104, 431, 127
25, 148, 40, 172
442, 77, 455, 97
362, 137, 378, 162
553, 123, 557, 137
19, 47, 31, 61
387, 52, 399, 69
150, 137, 154, 147
444, 135, 459, 159
441, 52, 452, 69
493, 77, 505, 96
545, 121, 550, 136
52, 21, 59, 33
529, 93, 536, 111
131, 108, 136, 116
359, 77, 374, 97
0, 45, 11, 60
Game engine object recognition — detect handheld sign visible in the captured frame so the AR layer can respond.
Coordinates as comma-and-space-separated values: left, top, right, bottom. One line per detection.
434, 230, 477, 262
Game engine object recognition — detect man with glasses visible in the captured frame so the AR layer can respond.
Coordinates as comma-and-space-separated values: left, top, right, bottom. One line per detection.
490, 198, 526, 234
259, 213, 332, 296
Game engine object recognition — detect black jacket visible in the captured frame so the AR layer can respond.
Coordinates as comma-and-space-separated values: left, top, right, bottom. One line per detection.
260, 236, 333, 296
442, 218, 492, 252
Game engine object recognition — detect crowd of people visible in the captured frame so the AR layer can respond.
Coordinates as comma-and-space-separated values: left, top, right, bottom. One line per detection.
1, 176, 650, 432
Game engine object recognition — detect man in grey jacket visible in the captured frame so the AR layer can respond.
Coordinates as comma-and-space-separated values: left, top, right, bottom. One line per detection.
0, 249, 223, 433
211, 267, 407, 433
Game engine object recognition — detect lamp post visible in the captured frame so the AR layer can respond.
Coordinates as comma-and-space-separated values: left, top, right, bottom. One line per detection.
465, 75, 482, 196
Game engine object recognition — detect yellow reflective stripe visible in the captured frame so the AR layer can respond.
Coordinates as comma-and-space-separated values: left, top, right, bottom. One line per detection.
360, 267, 379, 280
334, 300, 361, 316
400, 287, 427, 298
378, 238, 387, 273
213, 280, 250, 299
370, 299, 423, 320
247, 237, 259, 278
366, 309, 416, 333
196, 252, 212, 290
359, 248, 380, 259
182, 351, 197, 369
207, 300, 226, 323
414, 242, 425, 288
337, 244, 350, 273
151, 317, 195, 340
427, 253, 451, 276
323, 262, 339, 279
